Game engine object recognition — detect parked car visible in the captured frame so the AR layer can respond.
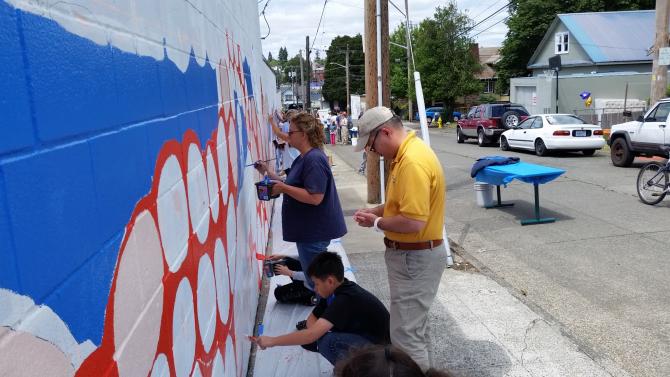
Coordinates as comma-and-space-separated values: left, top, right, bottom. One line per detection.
457, 103, 530, 146
608, 99, 669, 167
499, 114, 605, 156
414, 107, 462, 124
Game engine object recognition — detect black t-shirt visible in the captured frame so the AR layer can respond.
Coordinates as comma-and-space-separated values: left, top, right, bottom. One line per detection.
312, 279, 390, 344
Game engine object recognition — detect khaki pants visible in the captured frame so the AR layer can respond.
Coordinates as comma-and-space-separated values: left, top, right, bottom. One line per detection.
341, 126, 349, 144
384, 246, 447, 371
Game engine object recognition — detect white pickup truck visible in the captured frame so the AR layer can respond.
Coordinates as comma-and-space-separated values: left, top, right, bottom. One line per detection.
608, 99, 670, 166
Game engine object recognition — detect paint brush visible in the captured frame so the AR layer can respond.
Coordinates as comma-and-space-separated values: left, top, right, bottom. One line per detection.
245, 158, 276, 167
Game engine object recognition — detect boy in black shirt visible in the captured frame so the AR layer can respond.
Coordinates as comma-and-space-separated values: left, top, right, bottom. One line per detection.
250, 252, 390, 365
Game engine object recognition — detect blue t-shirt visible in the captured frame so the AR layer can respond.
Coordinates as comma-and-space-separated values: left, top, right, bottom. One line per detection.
282, 148, 347, 242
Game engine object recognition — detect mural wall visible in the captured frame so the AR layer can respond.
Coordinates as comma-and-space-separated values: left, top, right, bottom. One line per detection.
0, 0, 278, 376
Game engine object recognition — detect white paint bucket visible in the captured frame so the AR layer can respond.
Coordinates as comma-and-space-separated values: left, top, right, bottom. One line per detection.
351, 137, 358, 146
474, 182, 493, 207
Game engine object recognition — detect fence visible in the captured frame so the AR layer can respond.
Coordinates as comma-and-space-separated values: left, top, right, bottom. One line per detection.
572, 107, 647, 129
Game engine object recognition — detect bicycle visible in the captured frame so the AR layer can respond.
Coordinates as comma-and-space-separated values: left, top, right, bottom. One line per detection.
636, 147, 670, 205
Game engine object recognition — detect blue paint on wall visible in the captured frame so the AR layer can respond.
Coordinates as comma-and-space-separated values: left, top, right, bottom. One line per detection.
0, 171, 20, 290
0, 5, 34, 154
0, 1, 223, 345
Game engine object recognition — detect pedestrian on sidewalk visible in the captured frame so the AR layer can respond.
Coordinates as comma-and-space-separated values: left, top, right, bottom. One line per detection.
268, 110, 300, 174
341, 111, 350, 144
352, 106, 447, 372
254, 112, 347, 292
329, 112, 338, 145
250, 252, 390, 365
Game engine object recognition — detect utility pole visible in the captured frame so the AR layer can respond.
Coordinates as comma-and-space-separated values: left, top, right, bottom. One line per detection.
346, 44, 351, 114
306, 36, 312, 110
299, 49, 305, 109
364, 0, 390, 204
405, 1, 413, 122
651, 0, 670, 105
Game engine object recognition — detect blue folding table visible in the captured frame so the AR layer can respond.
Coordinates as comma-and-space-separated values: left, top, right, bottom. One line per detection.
475, 162, 565, 225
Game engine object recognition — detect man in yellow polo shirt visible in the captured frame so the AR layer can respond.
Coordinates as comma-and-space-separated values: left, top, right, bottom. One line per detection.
353, 106, 446, 371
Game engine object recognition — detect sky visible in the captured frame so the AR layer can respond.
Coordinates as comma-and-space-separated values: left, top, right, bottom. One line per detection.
259, 0, 510, 60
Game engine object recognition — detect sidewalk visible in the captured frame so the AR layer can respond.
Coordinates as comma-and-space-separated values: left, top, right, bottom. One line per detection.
251, 145, 625, 377
324, 145, 625, 377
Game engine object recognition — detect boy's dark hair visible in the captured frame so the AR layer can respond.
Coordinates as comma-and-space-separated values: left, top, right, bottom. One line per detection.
307, 251, 344, 282
334, 345, 453, 377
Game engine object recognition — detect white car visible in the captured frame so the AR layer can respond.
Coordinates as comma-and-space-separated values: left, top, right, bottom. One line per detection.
499, 114, 606, 156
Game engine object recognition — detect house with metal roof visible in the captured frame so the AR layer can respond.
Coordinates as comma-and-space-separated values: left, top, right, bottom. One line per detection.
510, 10, 661, 125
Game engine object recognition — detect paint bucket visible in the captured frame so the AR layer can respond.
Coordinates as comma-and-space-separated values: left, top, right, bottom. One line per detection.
255, 180, 279, 201
351, 137, 358, 147
474, 182, 493, 207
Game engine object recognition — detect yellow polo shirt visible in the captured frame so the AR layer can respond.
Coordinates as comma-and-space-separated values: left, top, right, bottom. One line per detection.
383, 131, 445, 242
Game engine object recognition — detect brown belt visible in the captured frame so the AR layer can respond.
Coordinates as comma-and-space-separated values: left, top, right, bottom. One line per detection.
384, 237, 443, 250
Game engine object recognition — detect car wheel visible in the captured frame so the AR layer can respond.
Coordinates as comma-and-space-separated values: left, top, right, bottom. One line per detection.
457, 127, 465, 143
610, 138, 635, 167
500, 136, 510, 151
582, 149, 596, 156
477, 129, 488, 147
501, 111, 520, 129
534, 139, 548, 156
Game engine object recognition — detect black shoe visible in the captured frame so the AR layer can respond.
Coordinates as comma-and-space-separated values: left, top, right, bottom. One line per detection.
296, 320, 307, 330
274, 281, 318, 306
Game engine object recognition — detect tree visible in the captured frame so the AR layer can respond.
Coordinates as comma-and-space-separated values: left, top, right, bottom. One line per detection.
268, 51, 274, 62
322, 35, 365, 109
314, 50, 325, 65
389, 23, 410, 100
412, 4, 482, 114
278, 47, 288, 63
496, 0, 654, 94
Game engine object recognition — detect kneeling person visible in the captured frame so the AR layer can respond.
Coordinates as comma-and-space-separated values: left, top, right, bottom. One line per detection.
251, 251, 390, 365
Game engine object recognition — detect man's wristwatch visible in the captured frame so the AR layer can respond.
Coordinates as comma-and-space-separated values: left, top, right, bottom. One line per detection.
373, 217, 383, 232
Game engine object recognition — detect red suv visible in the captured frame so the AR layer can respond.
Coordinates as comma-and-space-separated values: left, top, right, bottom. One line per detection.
457, 103, 530, 146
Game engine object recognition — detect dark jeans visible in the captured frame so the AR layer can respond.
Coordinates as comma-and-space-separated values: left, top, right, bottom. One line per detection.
296, 240, 330, 290
316, 332, 373, 365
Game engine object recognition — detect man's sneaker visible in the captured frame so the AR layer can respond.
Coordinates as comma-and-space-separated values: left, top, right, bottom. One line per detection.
274, 281, 318, 306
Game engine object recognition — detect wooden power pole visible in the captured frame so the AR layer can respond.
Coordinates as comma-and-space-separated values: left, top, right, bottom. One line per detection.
299, 49, 304, 108
306, 36, 312, 110
364, 0, 390, 204
651, 0, 670, 105
346, 44, 351, 114
405, 1, 413, 122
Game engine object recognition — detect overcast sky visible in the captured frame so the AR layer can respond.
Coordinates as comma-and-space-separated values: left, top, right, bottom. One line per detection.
259, 0, 509, 59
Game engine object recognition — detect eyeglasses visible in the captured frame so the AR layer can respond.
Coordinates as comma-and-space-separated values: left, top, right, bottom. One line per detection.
366, 130, 380, 153
287, 130, 304, 136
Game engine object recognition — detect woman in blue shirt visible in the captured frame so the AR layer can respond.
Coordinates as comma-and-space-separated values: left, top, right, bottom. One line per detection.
255, 112, 347, 291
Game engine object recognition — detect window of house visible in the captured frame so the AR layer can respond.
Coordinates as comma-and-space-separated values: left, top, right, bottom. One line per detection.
483, 79, 495, 93
555, 32, 569, 54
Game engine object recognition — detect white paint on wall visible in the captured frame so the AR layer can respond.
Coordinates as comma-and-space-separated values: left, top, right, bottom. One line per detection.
172, 277, 196, 377
187, 143, 211, 244
224, 335, 236, 377
157, 155, 189, 273
150, 353, 169, 377
5, 0, 264, 74
196, 254, 216, 353
217, 118, 230, 207
225, 198, 237, 293
0, 290, 95, 371
206, 146, 220, 221
211, 350, 224, 377
112, 210, 165, 377
214, 238, 231, 325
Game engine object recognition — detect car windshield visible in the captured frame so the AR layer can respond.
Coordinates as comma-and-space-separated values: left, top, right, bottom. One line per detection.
427, 107, 443, 112
545, 115, 586, 125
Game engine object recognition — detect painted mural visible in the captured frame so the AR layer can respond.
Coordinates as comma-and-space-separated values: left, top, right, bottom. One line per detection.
0, 0, 278, 376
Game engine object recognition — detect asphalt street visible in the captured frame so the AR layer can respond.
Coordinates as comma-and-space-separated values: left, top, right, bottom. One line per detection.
328, 126, 670, 377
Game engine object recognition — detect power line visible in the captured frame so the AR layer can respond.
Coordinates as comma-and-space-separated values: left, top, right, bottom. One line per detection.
258, 0, 272, 39
311, 0, 329, 52
459, 1, 510, 37
470, 0, 503, 22
470, 16, 508, 38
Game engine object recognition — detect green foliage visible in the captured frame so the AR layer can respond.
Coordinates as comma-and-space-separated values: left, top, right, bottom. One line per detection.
267, 51, 274, 62
322, 35, 365, 109
478, 93, 498, 103
278, 47, 288, 63
496, 0, 654, 94
666, 84, 670, 98
389, 23, 411, 99
412, 4, 482, 113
